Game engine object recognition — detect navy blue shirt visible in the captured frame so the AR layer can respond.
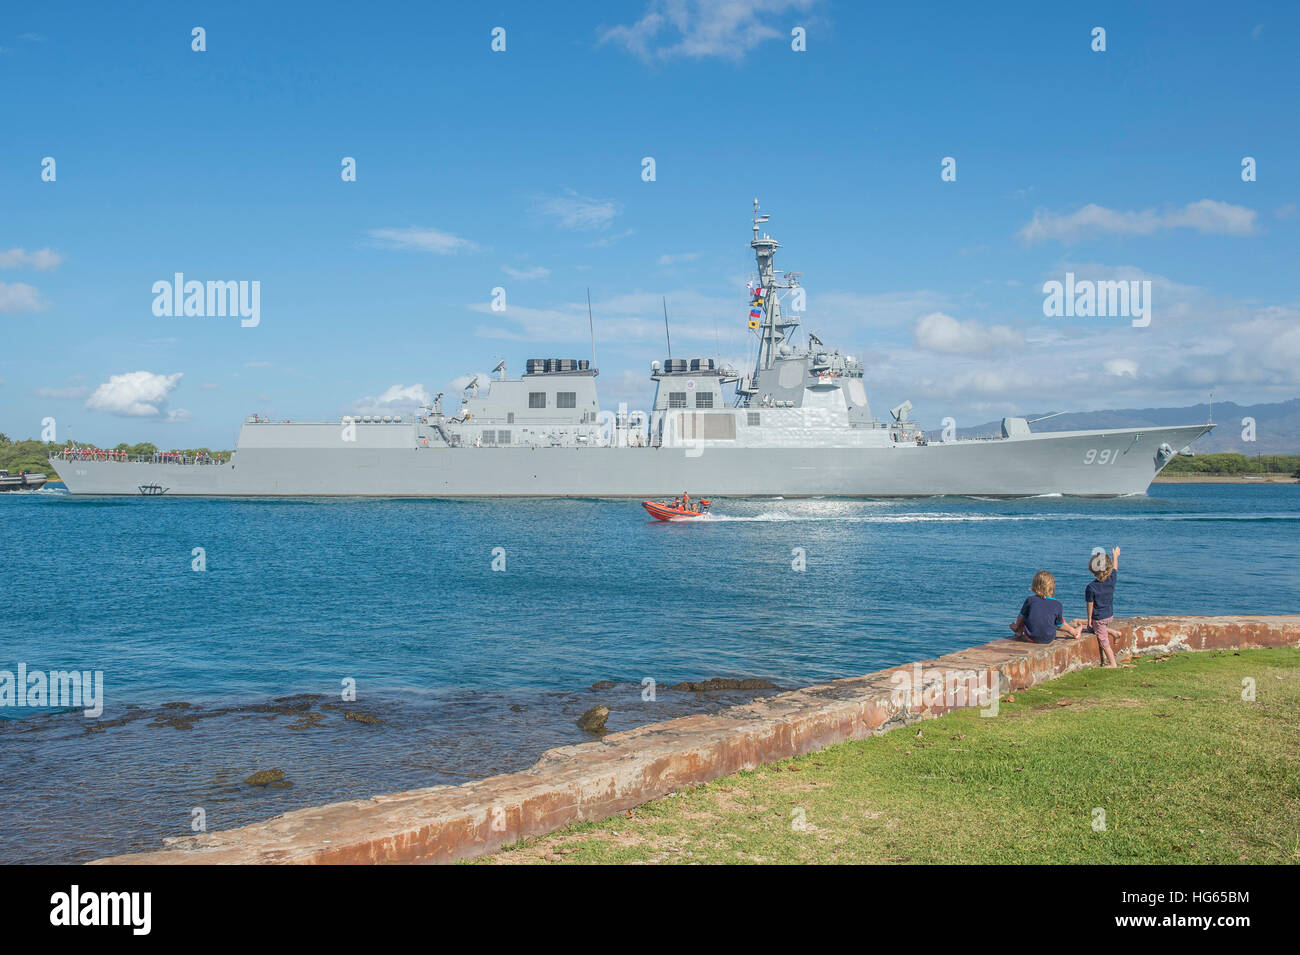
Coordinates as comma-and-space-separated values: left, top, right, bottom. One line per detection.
1086, 571, 1118, 620
1018, 594, 1065, 643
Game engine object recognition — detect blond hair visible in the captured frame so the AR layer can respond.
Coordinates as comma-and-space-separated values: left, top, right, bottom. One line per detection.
1090, 553, 1114, 582
1032, 570, 1055, 598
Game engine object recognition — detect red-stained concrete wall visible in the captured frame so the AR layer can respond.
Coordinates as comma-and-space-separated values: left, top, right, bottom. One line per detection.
93, 615, 1299, 865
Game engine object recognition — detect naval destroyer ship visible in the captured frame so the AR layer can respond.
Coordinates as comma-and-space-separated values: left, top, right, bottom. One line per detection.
55, 202, 1212, 498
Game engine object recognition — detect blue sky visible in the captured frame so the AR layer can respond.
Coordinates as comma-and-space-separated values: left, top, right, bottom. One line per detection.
2, 0, 1298, 447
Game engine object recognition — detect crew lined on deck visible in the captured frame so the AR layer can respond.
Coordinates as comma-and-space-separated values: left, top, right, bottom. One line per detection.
57, 448, 226, 465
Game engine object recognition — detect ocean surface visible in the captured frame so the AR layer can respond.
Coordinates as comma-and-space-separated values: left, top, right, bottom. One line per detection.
2, 484, 1297, 863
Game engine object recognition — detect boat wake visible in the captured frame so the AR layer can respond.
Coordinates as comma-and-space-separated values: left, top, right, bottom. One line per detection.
700, 510, 1300, 524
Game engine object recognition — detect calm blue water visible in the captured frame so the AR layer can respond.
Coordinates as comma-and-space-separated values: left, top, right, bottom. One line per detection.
2, 484, 1297, 862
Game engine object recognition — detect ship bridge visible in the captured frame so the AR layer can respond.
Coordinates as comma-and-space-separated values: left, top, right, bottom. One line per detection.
430, 358, 605, 448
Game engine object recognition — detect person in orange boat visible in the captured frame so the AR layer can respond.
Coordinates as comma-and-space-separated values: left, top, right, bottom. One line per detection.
682, 492, 692, 512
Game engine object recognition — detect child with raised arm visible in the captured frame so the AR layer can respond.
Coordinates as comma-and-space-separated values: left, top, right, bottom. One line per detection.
1086, 546, 1121, 668
1010, 571, 1082, 643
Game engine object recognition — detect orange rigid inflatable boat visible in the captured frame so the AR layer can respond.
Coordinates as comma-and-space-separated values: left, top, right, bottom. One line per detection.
642, 499, 711, 521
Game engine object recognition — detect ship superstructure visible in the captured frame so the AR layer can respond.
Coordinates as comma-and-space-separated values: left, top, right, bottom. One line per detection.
55, 202, 1213, 497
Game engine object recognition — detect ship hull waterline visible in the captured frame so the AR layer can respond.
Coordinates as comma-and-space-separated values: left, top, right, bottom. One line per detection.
52, 424, 1212, 498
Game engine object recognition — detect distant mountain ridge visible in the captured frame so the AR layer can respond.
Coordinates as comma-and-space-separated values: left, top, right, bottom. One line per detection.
929, 398, 1300, 454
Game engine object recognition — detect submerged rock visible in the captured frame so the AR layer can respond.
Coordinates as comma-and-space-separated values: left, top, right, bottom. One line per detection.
665, 677, 777, 692
287, 712, 325, 730
577, 705, 610, 734
150, 712, 200, 730
589, 680, 617, 691
250, 696, 317, 715
244, 769, 286, 787
344, 711, 383, 725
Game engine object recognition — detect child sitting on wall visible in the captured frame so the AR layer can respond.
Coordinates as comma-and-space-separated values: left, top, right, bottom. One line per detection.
1085, 546, 1122, 668
1010, 570, 1082, 644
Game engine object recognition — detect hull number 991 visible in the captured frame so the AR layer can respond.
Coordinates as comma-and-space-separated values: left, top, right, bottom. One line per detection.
1084, 448, 1120, 464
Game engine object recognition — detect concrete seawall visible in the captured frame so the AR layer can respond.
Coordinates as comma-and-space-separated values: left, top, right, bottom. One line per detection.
94, 615, 1300, 865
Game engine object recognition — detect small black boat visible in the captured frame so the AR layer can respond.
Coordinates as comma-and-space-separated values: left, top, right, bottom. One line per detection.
0, 469, 48, 491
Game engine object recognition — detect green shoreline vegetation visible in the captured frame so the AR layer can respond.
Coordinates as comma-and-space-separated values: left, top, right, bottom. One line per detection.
1159, 452, 1300, 478
482, 648, 1300, 865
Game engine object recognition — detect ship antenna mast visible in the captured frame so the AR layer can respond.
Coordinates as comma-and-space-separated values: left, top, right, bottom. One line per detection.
750, 199, 799, 373
662, 296, 673, 360
587, 288, 597, 371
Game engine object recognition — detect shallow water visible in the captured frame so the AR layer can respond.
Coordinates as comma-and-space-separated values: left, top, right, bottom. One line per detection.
1, 485, 1296, 862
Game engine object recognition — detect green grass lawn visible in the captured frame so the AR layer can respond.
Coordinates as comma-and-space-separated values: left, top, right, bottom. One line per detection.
483, 648, 1300, 864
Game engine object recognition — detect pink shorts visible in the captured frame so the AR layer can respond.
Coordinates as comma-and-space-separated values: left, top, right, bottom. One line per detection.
1090, 617, 1114, 648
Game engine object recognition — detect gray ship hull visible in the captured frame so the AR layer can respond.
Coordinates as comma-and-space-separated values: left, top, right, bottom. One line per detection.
53, 424, 1212, 498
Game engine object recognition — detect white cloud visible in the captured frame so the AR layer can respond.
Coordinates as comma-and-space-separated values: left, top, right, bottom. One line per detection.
586, 228, 636, 248
599, 0, 818, 62
473, 301, 652, 342
354, 383, 432, 413
0, 247, 64, 271
533, 190, 621, 231
913, 312, 1022, 354
34, 385, 90, 400
367, 227, 479, 254
471, 289, 733, 344
912, 367, 1033, 400
502, 265, 551, 280
0, 282, 46, 312
888, 265, 1300, 418
85, 371, 183, 418
1019, 200, 1258, 243
815, 289, 954, 329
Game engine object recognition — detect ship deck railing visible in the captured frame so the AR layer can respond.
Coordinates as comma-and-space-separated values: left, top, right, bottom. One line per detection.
53, 451, 229, 466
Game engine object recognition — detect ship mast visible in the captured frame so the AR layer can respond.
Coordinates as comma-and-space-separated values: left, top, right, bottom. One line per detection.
750, 199, 801, 374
